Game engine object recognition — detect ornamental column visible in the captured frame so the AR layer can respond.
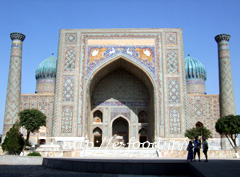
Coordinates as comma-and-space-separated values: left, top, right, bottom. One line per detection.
3, 32, 25, 138
215, 34, 235, 117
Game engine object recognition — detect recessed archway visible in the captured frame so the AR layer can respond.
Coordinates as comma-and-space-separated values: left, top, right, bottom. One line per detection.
195, 121, 204, 128
93, 127, 102, 147
85, 56, 156, 143
112, 117, 129, 145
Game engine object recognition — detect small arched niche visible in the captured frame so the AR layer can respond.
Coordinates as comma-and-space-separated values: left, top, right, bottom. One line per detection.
93, 110, 103, 123
138, 110, 148, 123
93, 127, 102, 147
195, 121, 204, 128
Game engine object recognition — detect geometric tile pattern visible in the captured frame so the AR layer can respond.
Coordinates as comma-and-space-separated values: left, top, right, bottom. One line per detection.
194, 99, 203, 117
169, 108, 181, 134
19, 94, 54, 138
166, 50, 178, 74
219, 49, 235, 116
61, 106, 73, 133
65, 33, 77, 44
166, 32, 177, 45
64, 49, 76, 71
62, 76, 74, 101
215, 34, 235, 117
188, 95, 220, 138
168, 79, 180, 103
92, 69, 150, 101
3, 39, 23, 135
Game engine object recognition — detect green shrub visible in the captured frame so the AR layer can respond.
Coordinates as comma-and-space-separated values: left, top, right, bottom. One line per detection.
27, 152, 41, 156
2, 122, 24, 155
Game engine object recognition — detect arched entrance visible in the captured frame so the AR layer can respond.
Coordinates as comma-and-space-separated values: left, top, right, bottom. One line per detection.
86, 57, 155, 143
93, 127, 102, 147
112, 117, 129, 145
139, 128, 148, 147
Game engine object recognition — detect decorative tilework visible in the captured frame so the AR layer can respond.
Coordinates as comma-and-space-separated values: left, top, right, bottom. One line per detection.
92, 69, 150, 101
168, 79, 180, 103
30, 97, 37, 109
194, 100, 203, 117
65, 33, 77, 44
3, 39, 23, 135
188, 95, 220, 138
64, 49, 76, 71
166, 50, 178, 74
87, 46, 155, 76
22, 96, 29, 110
61, 106, 73, 133
111, 108, 130, 120
169, 108, 181, 134
62, 76, 74, 101
216, 34, 235, 117
166, 32, 177, 45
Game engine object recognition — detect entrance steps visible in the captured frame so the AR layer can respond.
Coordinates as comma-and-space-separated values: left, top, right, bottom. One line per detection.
81, 148, 160, 158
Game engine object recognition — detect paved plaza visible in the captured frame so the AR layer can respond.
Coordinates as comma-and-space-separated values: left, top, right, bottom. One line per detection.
0, 157, 239, 177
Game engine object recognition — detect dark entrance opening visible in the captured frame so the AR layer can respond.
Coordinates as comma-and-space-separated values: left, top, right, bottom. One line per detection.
112, 117, 129, 146
93, 127, 102, 147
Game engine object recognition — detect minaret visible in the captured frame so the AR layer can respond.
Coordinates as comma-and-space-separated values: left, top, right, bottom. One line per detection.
3, 32, 25, 138
215, 34, 235, 117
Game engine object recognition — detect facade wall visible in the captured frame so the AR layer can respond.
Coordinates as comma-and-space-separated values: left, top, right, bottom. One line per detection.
52, 28, 188, 140
187, 94, 220, 138
20, 94, 54, 143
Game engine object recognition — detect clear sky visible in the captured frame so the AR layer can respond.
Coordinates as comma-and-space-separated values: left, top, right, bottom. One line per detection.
0, 0, 240, 134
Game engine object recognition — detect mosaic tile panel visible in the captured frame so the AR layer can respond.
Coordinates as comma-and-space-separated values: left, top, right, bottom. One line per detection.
194, 99, 203, 117
169, 108, 181, 134
92, 69, 150, 101
61, 106, 73, 133
30, 97, 37, 109
65, 33, 77, 44
165, 32, 177, 45
64, 49, 76, 71
166, 50, 178, 74
62, 76, 74, 101
168, 79, 180, 103
87, 46, 155, 76
188, 95, 220, 138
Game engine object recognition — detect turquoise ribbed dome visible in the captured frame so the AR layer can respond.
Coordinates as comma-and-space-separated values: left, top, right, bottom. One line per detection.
185, 55, 207, 81
35, 55, 57, 80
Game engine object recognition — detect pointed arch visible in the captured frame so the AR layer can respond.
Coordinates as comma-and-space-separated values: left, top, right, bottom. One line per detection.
83, 54, 157, 142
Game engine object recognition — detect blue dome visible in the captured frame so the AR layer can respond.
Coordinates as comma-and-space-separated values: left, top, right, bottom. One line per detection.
35, 55, 57, 80
185, 55, 207, 81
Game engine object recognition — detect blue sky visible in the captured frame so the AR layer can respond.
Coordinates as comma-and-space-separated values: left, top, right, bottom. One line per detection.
0, 0, 240, 134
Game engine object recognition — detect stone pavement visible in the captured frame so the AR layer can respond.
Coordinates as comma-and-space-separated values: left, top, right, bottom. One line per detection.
0, 157, 240, 177
0, 165, 189, 177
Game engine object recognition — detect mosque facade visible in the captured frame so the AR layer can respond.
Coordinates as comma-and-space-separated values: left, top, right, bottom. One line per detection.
2, 29, 235, 148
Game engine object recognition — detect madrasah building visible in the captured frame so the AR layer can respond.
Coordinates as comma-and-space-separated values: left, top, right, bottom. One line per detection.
2, 28, 236, 151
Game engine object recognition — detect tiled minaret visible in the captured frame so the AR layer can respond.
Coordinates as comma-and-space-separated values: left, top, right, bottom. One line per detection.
3, 33, 25, 138
215, 34, 235, 117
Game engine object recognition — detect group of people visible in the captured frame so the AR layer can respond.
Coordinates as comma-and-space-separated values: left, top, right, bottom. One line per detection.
187, 137, 208, 162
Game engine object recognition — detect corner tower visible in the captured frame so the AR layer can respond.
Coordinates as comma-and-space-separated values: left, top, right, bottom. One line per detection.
215, 34, 235, 117
3, 32, 25, 137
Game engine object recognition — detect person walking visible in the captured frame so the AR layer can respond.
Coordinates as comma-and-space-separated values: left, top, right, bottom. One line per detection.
187, 141, 194, 162
202, 137, 208, 162
193, 136, 201, 162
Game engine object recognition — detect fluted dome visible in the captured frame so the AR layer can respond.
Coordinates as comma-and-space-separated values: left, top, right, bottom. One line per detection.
35, 55, 57, 80
185, 55, 207, 81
